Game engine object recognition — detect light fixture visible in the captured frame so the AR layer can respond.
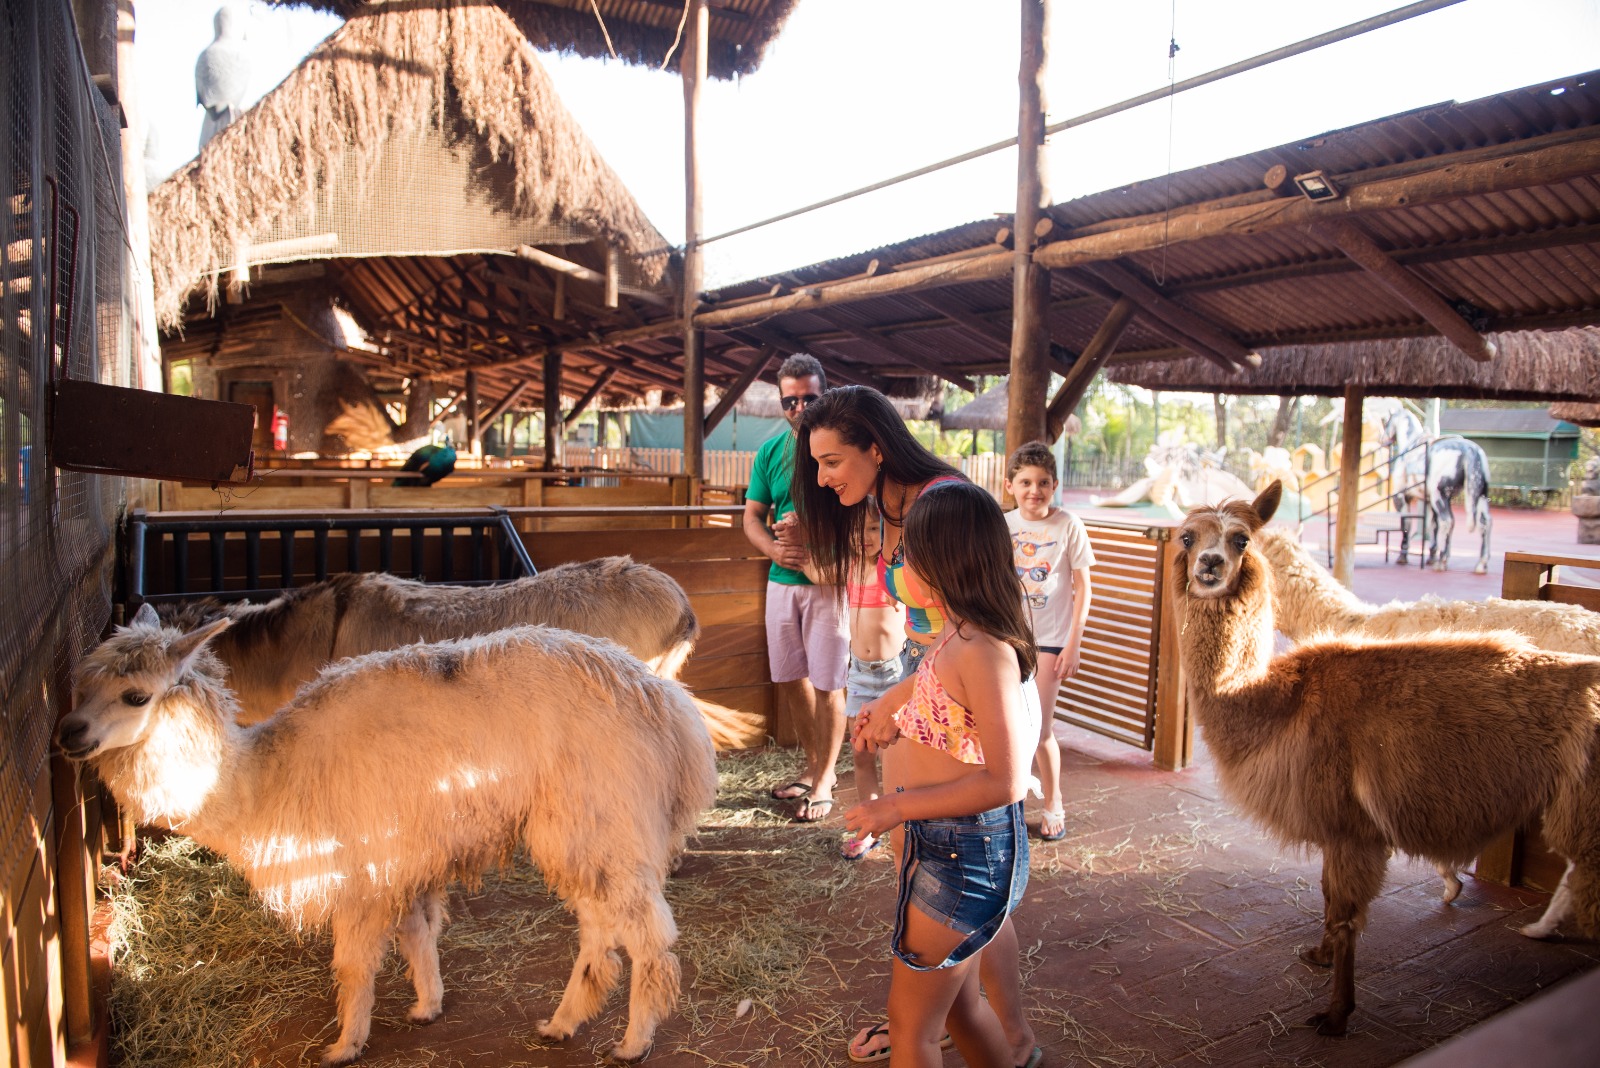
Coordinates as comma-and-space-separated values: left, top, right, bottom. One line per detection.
1293, 170, 1341, 202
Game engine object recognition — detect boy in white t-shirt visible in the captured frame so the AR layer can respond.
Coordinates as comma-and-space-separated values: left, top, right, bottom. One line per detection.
1004, 441, 1096, 842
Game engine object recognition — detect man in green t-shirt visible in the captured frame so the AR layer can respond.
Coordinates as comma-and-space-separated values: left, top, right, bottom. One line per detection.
743, 355, 848, 822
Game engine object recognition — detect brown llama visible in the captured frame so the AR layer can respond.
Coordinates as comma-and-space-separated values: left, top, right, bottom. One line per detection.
1170, 481, 1600, 1036
1255, 524, 1600, 909
159, 557, 763, 749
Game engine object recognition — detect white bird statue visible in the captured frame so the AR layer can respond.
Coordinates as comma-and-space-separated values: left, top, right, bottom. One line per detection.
195, 4, 251, 150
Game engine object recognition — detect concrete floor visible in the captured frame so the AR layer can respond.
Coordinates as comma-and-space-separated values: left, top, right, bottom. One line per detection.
230, 502, 1600, 1067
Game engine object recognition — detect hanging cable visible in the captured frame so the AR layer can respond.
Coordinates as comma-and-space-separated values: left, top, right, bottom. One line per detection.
661, 0, 691, 70
1154, 0, 1180, 286
588, 0, 619, 60
695, 0, 1467, 249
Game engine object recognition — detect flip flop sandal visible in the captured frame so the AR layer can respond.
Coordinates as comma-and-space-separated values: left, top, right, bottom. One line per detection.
792, 797, 834, 822
1018, 1046, 1045, 1068
846, 1022, 954, 1063
1039, 808, 1068, 842
839, 833, 883, 861
769, 780, 812, 801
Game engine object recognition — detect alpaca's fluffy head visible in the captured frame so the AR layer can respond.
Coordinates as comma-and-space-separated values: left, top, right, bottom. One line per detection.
58, 603, 234, 761
1174, 481, 1282, 600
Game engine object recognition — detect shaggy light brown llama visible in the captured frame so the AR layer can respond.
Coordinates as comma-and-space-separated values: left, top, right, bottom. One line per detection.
1171, 481, 1600, 1036
160, 556, 762, 749
60, 606, 717, 1065
1256, 524, 1600, 914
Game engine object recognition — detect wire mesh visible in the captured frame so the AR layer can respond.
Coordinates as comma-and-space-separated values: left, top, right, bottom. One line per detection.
0, 0, 131, 892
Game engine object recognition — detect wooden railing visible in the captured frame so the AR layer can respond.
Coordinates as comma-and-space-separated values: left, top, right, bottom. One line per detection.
1058, 516, 1190, 770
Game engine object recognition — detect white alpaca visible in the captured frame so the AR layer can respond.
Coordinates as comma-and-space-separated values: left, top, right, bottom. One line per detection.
60, 606, 716, 1065
158, 556, 763, 750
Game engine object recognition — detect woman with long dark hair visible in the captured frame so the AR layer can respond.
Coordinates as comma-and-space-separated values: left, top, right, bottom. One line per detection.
792, 386, 1041, 1066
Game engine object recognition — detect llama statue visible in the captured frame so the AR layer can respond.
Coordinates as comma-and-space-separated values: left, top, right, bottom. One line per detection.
1376, 406, 1493, 574
60, 606, 717, 1065
157, 556, 762, 749
1170, 481, 1600, 1036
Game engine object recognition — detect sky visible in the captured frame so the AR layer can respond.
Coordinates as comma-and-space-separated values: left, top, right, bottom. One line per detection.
137, 0, 1600, 289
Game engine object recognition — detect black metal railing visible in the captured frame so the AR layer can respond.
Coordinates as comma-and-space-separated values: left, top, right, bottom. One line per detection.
125, 507, 537, 604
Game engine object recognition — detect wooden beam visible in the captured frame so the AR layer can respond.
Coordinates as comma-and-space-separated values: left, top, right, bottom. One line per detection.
704, 345, 777, 436
1334, 385, 1364, 588
814, 312, 975, 391
1007, 0, 1052, 451
428, 390, 461, 429
1080, 262, 1256, 370
542, 353, 564, 470
681, 0, 709, 482
1317, 217, 1496, 362
481, 380, 530, 426
464, 369, 480, 453
516, 244, 669, 307
731, 325, 878, 388
688, 135, 1600, 330
1045, 297, 1134, 441
563, 367, 617, 427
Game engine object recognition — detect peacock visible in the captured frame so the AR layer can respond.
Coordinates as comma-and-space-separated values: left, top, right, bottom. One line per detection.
395, 440, 456, 487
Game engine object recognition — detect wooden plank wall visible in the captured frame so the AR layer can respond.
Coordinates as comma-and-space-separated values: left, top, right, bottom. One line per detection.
523, 528, 773, 728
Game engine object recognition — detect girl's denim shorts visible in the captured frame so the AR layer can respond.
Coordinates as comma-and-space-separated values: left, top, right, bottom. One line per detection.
893, 800, 1029, 971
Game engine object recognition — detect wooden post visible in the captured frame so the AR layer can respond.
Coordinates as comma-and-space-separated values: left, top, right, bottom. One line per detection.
1334, 385, 1365, 587
464, 370, 479, 457
680, 0, 708, 482
1006, 0, 1051, 451
542, 354, 564, 471
1151, 535, 1190, 771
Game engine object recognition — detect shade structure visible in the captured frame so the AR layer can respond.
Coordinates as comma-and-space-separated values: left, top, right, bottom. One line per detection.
150, 0, 672, 331
734, 380, 943, 421
1106, 328, 1600, 402
942, 381, 1080, 436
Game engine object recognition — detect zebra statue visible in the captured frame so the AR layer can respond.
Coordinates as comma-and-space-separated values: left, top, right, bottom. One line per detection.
1377, 406, 1493, 574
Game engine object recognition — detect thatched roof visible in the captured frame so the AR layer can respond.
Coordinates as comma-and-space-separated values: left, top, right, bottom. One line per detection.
272, 1, 801, 81
1105, 328, 1600, 402
151, 0, 671, 330
1550, 402, 1600, 427
941, 381, 1080, 435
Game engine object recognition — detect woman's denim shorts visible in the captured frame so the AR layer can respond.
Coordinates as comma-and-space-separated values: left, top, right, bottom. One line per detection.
845, 653, 904, 717
893, 800, 1028, 971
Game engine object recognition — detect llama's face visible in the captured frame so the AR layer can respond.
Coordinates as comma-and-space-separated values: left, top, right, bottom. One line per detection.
56, 609, 231, 761
1175, 481, 1282, 600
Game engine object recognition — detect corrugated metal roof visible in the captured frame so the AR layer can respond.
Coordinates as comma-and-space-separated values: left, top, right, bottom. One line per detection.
1440, 410, 1580, 435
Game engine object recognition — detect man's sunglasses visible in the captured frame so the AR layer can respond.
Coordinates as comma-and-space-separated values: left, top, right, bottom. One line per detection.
780, 393, 821, 411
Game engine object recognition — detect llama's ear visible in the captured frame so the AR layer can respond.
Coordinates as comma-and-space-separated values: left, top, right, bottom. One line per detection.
1253, 480, 1283, 525
130, 602, 160, 628
167, 617, 232, 674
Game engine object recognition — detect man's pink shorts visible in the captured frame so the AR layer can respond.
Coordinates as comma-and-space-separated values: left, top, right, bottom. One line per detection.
764, 581, 849, 692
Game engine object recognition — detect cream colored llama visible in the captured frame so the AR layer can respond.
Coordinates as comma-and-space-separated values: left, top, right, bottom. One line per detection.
60, 606, 717, 1065
1171, 482, 1600, 1036
1255, 526, 1600, 655
158, 557, 762, 749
